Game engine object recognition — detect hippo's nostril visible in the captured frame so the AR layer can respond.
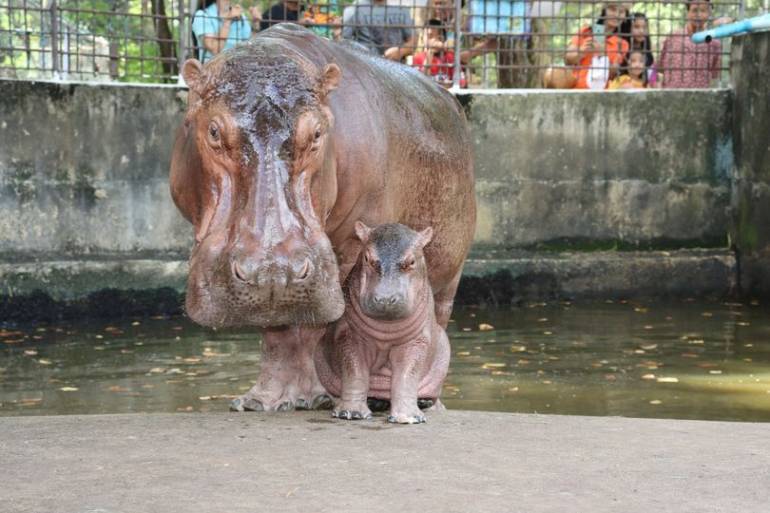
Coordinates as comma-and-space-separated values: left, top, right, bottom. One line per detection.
232, 260, 250, 283
386, 295, 399, 306
293, 258, 313, 282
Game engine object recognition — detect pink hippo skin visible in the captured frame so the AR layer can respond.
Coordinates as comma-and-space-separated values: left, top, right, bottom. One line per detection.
315, 222, 450, 424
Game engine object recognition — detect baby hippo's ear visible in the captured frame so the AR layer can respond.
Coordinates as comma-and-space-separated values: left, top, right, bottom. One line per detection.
354, 221, 372, 244
416, 227, 434, 250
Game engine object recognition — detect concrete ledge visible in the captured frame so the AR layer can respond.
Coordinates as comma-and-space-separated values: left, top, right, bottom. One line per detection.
0, 411, 768, 513
0, 249, 736, 322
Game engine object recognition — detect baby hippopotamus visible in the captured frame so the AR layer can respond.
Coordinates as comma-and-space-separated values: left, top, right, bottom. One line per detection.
314, 221, 450, 424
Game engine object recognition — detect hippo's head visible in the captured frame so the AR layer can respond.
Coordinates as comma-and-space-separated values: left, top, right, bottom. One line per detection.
352, 222, 433, 321
170, 39, 345, 327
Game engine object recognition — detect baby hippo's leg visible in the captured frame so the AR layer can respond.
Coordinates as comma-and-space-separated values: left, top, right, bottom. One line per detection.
388, 340, 430, 424
332, 336, 373, 420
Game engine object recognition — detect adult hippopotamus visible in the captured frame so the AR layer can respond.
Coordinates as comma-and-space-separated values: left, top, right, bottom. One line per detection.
169, 23, 475, 412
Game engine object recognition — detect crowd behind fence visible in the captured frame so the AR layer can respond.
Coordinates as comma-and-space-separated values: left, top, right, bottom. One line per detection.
0, 0, 766, 88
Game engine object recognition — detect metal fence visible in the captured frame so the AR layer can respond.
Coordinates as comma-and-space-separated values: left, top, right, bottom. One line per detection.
0, 0, 764, 87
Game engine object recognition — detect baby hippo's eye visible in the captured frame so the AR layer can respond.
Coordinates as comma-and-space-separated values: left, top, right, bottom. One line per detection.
400, 258, 416, 272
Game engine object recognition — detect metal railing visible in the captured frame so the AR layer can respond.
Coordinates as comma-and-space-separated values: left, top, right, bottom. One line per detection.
0, 0, 765, 86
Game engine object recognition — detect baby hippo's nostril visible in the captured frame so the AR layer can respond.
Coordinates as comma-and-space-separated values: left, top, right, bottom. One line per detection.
292, 258, 313, 282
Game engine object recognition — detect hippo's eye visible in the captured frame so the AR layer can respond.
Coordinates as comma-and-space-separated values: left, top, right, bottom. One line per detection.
207, 122, 221, 147
400, 258, 416, 272
314, 129, 322, 140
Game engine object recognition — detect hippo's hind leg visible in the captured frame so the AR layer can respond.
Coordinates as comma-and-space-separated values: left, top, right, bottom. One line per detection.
230, 326, 331, 413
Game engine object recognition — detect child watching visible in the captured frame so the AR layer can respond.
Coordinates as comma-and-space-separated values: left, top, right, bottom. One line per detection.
608, 50, 648, 89
412, 19, 466, 88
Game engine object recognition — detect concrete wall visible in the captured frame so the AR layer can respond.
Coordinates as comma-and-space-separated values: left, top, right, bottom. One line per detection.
460, 90, 733, 249
730, 31, 770, 295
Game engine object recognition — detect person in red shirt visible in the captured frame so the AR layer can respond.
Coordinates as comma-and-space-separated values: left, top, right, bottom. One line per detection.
412, 19, 466, 88
659, 0, 722, 88
543, 2, 629, 89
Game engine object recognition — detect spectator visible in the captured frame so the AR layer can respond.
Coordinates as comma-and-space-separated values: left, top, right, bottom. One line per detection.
543, 2, 629, 89
342, 0, 416, 60
260, 0, 301, 31
659, 0, 722, 88
623, 12, 657, 86
303, 0, 342, 39
608, 50, 648, 89
192, 0, 252, 63
412, 19, 465, 87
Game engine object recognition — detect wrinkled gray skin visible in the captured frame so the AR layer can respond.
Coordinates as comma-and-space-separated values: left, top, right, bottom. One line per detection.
315, 222, 451, 424
170, 23, 475, 413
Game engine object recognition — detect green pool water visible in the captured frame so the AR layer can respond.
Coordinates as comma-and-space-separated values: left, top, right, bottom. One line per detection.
2, 299, 769, 421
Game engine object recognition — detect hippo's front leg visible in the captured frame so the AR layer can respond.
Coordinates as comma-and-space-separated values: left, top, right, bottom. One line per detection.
230, 326, 331, 412
332, 334, 373, 420
387, 340, 429, 424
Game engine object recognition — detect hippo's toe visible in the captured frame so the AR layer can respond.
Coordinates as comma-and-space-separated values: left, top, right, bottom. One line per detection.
387, 413, 427, 424
230, 397, 265, 412
311, 394, 333, 410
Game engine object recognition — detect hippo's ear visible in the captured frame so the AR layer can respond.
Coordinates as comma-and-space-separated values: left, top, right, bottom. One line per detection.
182, 59, 204, 94
416, 227, 434, 250
354, 221, 372, 244
319, 63, 341, 98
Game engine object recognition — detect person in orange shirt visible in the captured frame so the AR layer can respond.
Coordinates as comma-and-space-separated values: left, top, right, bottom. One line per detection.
543, 2, 629, 89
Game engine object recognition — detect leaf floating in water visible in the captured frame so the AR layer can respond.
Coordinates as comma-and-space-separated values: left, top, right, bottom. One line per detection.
508, 387, 519, 392
649, 400, 663, 405
537, 318, 548, 323
456, 351, 471, 356
481, 362, 506, 369
681, 353, 699, 358
543, 331, 553, 336
461, 328, 471, 332
643, 325, 654, 330
634, 349, 646, 354
23, 349, 38, 356
59, 386, 78, 392
510, 345, 527, 353
709, 370, 723, 375
199, 396, 212, 401
478, 323, 494, 331
688, 339, 705, 345
634, 307, 648, 313
177, 406, 194, 412
183, 357, 201, 364
131, 321, 141, 326
744, 344, 753, 348
642, 374, 656, 380
108, 386, 130, 393
37, 359, 52, 365
149, 367, 166, 374
701, 312, 713, 318
641, 344, 658, 350
737, 322, 751, 327
657, 377, 679, 383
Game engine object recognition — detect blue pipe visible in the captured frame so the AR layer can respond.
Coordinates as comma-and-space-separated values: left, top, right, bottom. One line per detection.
692, 13, 770, 43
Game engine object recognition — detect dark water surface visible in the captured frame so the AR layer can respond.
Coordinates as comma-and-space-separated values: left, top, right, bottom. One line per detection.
2, 300, 770, 421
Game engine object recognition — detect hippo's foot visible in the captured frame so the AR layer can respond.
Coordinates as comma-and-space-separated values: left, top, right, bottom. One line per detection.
230, 391, 332, 412
331, 400, 372, 420
387, 404, 427, 424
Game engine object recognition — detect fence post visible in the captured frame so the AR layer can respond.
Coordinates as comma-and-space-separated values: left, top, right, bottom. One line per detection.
451, 0, 462, 89
177, 0, 186, 75
49, 0, 59, 76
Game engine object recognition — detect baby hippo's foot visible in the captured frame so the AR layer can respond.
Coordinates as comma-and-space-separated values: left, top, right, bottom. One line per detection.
387, 404, 427, 424
332, 400, 373, 420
